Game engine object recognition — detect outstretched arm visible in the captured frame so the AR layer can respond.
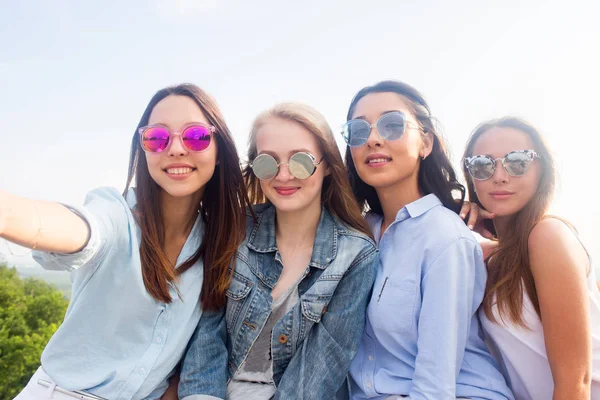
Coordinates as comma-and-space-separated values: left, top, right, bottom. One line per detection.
0, 190, 89, 254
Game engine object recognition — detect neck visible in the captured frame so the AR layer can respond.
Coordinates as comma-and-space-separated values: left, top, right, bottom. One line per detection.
492, 215, 511, 239
376, 175, 423, 227
160, 189, 203, 240
275, 200, 321, 250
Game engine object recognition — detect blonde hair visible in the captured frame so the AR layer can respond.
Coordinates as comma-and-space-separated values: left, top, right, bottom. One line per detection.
243, 102, 372, 237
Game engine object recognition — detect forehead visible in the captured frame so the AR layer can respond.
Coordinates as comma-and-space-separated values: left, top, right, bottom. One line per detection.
472, 127, 535, 157
352, 92, 415, 121
255, 117, 321, 155
148, 95, 209, 127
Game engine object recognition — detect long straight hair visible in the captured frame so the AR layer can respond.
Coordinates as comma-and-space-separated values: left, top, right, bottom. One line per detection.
124, 83, 248, 311
345, 80, 465, 215
243, 102, 372, 238
462, 117, 556, 326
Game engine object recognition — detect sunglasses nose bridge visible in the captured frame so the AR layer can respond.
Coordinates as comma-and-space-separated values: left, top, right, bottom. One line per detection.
274, 161, 292, 181
365, 122, 385, 147
167, 132, 188, 156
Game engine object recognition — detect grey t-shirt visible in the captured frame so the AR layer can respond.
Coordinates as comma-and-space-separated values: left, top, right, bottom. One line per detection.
226, 283, 300, 400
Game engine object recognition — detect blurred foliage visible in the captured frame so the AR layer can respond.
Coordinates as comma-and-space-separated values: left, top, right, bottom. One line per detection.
0, 263, 68, 399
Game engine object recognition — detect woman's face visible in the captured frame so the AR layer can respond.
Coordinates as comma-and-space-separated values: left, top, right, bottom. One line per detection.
145, 95, 218, 200
470, 127, 541, 217
254, 117, 329, 214
349, 92, 431, 192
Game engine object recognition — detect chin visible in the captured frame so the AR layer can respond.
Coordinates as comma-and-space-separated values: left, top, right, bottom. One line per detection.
481, 200, 522, 218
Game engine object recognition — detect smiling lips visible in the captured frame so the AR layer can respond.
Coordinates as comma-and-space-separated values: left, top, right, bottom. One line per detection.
163, 164, 196, 180
365, 153, 392, 167
275, 187, 299, 196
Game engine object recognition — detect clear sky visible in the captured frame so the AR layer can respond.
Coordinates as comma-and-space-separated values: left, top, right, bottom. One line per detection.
1, 0, 598, 270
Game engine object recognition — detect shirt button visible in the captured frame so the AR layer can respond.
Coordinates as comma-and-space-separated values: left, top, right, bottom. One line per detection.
366, 381, 372, 389
155, 336, 162, 343
368, 355, 374, 361
278, 334, 288, 344
139, 367, 146, 375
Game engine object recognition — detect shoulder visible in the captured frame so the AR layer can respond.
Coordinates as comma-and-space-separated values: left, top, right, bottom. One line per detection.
528, 217, 589, 276
331, 214, 377, 253
79, 187, 132, 224
417, 204, 479, 251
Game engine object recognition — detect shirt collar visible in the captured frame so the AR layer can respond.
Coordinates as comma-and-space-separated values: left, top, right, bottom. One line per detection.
246, 203, 338, 270
404, 193, 442, 219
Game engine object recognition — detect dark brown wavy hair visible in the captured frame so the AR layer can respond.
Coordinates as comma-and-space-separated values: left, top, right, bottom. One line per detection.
345, 80, 465, 215
124, 83, 248, 311
243, 102, 372, 238
462, 117, 556, 326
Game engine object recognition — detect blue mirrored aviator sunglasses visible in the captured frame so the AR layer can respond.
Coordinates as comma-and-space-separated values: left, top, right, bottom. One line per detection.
342, 111, 421, 147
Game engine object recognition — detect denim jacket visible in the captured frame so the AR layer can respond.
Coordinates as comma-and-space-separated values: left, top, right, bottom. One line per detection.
180, 203, 378, 400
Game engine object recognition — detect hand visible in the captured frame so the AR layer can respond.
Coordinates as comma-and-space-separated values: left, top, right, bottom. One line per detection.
459, 201, 496, 239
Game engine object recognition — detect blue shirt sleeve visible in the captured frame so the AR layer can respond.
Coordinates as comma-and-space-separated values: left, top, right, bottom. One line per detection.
409, 237, 483, 400
32, 187, 130, 273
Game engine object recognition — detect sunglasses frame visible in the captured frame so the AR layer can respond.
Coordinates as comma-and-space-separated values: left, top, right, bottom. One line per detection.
465, 149, 540, 181
249, 151, 325, 180
341, 111, 422, 147
138, 122, 217, 153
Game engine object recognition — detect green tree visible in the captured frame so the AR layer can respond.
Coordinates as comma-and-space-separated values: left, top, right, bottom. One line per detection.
0, 263, 68, 399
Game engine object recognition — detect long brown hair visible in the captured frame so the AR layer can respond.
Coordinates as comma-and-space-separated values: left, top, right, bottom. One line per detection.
243, 102, 372, 238
462, 117, 555, 326
124, 83, 248, 311
345, 80, 465, 214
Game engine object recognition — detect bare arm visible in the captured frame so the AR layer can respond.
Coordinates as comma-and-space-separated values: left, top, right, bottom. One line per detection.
529, 218, 592, 400
0, 190, 89, 254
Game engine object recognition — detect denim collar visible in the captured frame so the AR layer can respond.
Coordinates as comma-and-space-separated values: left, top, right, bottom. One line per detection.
246, 203, 338, 270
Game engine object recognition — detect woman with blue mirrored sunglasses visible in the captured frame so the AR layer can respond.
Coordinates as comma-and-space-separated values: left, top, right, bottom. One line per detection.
343, 80, 513, 400
342, 110, 423, 147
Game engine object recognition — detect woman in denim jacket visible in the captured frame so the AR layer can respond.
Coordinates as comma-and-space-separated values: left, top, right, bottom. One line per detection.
179, 103, 379, 400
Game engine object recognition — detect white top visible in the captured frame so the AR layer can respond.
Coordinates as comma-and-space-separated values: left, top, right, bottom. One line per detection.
480, 267, 600, 400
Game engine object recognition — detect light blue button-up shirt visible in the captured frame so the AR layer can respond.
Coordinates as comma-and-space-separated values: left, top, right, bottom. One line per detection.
349, 194, 513, 400
32, 187, 206, 400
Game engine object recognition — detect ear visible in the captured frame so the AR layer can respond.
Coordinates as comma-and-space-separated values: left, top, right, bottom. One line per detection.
420, 132, 434, 160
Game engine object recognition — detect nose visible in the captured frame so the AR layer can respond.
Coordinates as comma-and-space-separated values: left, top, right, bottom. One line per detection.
167, 134, 188, 157
492, 160, 509, 184
274, 162, 292, 182
365, 125, 384, 148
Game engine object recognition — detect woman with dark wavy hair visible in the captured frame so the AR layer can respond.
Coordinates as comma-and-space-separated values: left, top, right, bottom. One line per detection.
3, 83, 247, 400
344, 80, 512, 399
462, 117, 600, 400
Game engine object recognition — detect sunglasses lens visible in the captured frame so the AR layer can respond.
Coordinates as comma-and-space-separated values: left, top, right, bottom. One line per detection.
141, 127, 169, 152
468, 156, 495, 180
289, 153, 316, 179
183, 125, 212, 152
377, 112, 406, 140
251, 154, 278, 180
343, 120, 371, 147
504, 152, 532, 176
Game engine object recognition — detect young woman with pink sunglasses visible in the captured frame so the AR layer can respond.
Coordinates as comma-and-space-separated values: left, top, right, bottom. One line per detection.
2, 84, 247, 400
462, 117, 600, 400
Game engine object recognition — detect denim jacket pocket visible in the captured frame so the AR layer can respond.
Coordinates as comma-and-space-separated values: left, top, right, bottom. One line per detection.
369, 279, 417, 333
225, 272, 253, 335
301, 293, 332, 324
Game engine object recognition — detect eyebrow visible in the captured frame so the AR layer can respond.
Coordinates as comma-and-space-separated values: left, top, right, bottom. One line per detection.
258, 148, 315, 158
353, 110, 401, 121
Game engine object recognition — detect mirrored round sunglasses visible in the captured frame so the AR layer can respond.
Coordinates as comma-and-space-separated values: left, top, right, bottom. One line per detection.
250, 152, 324, 180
